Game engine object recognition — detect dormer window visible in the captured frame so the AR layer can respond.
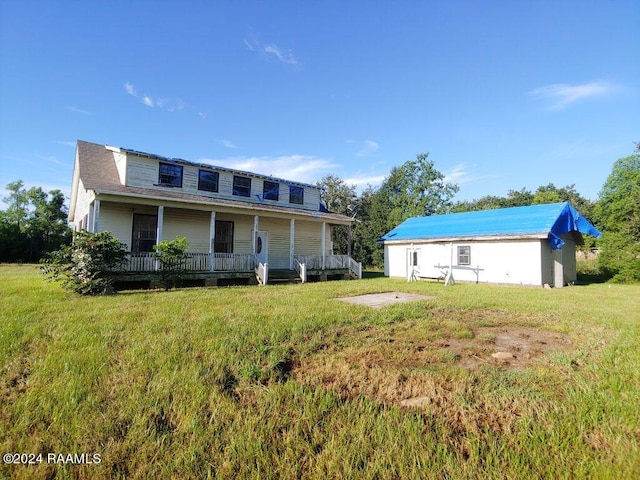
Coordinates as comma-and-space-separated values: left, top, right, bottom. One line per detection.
289, 185, 304, 205
159, 162, 183, 187
263, 181, 279, 201
198, 169, 219, 193
233, 175, 251, 197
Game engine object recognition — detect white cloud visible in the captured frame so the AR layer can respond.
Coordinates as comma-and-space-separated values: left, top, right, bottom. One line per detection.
56, 141, 76, 147
199, 155, 338, 184
198, 112, 207, 120
344, 174, 386, 188
67, 106, 91, 115
125, 81, 186, 111
355, 139, 379, 157
37, 155, 69, 167
244, 38, 299, 65
529, 81, 615, 110
124, 81, 137, 96
217, 139, 238, 149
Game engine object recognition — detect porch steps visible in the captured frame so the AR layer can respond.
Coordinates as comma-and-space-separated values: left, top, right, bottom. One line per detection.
267, 269, 302, 284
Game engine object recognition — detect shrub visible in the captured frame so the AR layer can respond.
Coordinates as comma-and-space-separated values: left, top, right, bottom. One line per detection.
40, 230, 127, 295
153, 236, 189, 290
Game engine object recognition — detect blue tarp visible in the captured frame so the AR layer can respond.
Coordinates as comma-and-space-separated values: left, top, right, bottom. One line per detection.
379, 202, 601, 250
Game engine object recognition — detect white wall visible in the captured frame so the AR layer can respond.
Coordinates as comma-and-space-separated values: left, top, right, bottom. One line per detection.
385, 239, 546, 286
124, 153, 322, 212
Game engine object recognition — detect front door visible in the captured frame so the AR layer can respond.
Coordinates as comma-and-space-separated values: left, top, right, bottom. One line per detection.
255, 231, 268, 264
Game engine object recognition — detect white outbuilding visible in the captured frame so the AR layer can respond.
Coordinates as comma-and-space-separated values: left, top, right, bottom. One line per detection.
379, 202, 601, 287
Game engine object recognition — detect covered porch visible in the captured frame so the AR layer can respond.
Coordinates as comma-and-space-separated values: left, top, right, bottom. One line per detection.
90, 197, 361, 285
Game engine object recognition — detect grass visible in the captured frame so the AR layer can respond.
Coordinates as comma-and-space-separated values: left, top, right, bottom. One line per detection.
1, 264, 639, 479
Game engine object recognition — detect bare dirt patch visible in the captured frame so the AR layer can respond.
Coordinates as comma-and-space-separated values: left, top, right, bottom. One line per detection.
292, 311, 574, 434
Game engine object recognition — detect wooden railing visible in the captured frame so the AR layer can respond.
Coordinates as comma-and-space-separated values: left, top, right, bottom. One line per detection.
213, 253, 255, 272
293, 254, 362, 279
293, 258, 307, 283
255, 262, 268, 285
117, 252, 255, 273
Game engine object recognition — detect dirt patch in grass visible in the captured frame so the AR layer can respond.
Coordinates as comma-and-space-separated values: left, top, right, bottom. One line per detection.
292, 310, 575, 434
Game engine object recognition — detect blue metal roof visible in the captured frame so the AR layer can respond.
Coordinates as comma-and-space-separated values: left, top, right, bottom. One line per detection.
379, 202, 601, 249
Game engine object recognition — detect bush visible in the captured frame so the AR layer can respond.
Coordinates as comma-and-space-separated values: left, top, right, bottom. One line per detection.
153, 236, 189, 290
597, 232, 640, 283
40, 231, 127, 295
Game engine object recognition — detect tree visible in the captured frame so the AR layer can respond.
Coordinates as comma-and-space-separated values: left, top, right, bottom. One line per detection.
365, 153, 458, 267
594, 154, 640, 282
0, 180, 72, 262
317, 175, 358, 255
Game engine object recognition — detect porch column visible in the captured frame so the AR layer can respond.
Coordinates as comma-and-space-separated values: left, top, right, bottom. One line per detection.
321, 222, 326, 270
93, 199, 100, 232
156, 205, 164, 245
289, 219, 295, 269
209, 211, 216, 272
347, 224, 352, 257
155, 205, 164, 272
252, 215, 259, 255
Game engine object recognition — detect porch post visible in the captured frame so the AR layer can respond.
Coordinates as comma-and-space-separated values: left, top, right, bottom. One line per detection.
156, 206, 164, 244
155, 205, 164, 272
88, 201, 94, 233
209, 211, 216, 272
289, 219, 295, 269
321, 222, 326, 270
92, 199, 100, 233
347, 224, 352, 257
252, 215, 259, 255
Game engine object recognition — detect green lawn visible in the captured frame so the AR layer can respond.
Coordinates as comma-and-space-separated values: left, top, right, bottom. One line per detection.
1, 264, 639, 479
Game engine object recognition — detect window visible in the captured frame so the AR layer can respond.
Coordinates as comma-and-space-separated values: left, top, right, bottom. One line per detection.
132, 214, 158, 252
411, 251, 419, 267
233, 176, 251, 197
198, 170, 219, 192
214, 221, 234, 253
263, 181, 279, 201
457, 246, 471, 265
289, 185, 304, 205
158, 162, 183, 187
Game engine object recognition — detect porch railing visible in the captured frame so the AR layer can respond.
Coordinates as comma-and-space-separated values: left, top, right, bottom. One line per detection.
293, 254, 362, 280
293, 258, 307, 283
255, 262, 268, 285
117, 252, 255, 273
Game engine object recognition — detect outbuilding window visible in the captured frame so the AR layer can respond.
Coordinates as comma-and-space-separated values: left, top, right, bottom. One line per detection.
457, 246, 471, 265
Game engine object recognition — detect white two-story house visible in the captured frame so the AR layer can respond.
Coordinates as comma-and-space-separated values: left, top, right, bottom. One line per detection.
68, 140, 361, 286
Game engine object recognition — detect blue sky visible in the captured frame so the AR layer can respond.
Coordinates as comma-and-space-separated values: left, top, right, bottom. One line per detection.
1, 1, 638, 209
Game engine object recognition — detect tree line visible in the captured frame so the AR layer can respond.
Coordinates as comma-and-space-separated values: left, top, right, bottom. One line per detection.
2, 146, 639, 282
318, 148, 639, 283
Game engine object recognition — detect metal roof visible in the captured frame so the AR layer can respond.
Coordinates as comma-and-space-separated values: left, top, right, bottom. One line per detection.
379, 202, 601, 249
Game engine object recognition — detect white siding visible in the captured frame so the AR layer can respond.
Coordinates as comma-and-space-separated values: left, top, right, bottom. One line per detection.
294, 220, 326, 256
163, 208, 210, 253
386, 239, 545, 286
98, 202, 134, 251
124, 152, 322, 211
112, 150, 127, 185
259, 217, 291, 269
73, 179, 92, 230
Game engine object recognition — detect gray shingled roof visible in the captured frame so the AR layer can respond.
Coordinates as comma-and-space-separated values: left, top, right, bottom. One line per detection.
75, 141, 352, 224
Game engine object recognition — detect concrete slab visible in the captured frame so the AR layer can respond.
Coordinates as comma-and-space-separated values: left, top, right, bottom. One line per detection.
336, 291, 434, 309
